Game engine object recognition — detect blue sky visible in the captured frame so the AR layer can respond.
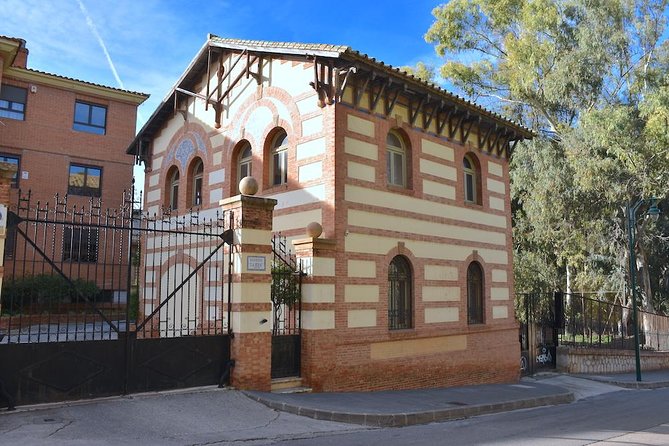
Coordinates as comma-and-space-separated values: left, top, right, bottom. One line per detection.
1, 0, 443, 129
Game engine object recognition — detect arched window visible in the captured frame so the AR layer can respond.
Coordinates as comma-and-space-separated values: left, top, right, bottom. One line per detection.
167, 166, 180, 211
271, 130, 288, 186
467, 262, 484, 324
238, 142, 252, 185
463, 154, 481, 204
388, 255, 413, 329
386, 131, 407, 187
188, 158, 204, 207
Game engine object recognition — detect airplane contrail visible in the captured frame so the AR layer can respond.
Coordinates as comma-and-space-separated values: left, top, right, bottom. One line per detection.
75, 0, 125, 90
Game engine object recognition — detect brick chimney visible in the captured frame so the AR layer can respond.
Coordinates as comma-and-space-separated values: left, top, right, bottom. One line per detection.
11, 39, 28, 69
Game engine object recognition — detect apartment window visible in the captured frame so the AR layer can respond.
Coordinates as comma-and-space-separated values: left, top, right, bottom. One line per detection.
0, 85, 27, 121
388, 255, 413, 330
68, 164, 102, 197
63, 227, 99, 262
464, 154, 481, 204
386, 131, 407, 187
271, 130, 288, 186
167, 167, 180, 210
189, 158, 203, 207
73, 101, 107, 135
0, 154, 20, 187
238, 142, 252, 186
467, 262, 484, 324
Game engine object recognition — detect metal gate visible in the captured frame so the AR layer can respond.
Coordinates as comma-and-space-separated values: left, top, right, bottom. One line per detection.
0, 187, 234, 409
270, 235, 302, 379
517, 292, 559, 376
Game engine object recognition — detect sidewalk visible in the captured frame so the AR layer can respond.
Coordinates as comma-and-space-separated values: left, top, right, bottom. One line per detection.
1, 371, 668, 445
244, 370, 669, 427
574, 369, 669, 389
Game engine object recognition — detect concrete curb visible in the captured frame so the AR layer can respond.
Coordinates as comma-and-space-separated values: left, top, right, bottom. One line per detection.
243, 391, 575, 427
592, 380, 669, 390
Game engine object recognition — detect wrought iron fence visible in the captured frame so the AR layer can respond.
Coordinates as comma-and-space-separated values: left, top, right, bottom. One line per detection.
560, 293, 669, 351
270, 234, 301, 336
0, 187, 233, 344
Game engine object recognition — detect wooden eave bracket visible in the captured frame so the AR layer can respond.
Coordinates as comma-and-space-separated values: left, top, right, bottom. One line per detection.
309, 57, 336, 107
370, 78, 387, 112
199, 49, 262, 127
409, 96, 425, 127
384, 84, 400, 116
335, 66, 356, 102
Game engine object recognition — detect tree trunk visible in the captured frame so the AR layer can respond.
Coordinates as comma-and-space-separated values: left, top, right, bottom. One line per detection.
637, 243, 658, 349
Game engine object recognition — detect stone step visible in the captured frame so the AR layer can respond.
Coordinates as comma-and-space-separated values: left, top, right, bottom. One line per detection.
271, 377, 311, 393
272, 386, 313, 394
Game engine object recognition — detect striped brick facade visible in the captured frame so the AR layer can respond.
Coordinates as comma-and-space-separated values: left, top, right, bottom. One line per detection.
133, 37, 531, 391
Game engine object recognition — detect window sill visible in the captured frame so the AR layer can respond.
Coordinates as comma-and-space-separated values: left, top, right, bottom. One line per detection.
386, 184, 415, 197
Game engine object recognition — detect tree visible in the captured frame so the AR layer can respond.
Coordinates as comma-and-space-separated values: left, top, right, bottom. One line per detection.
422, 0, 669, 315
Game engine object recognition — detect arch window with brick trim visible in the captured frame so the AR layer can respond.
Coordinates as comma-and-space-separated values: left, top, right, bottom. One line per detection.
238, 142, 252, 186
388, 255, 413, 329
270, 129, 288, 186
188, 158, 204, 207
166, 166, 180, 211
467, 261, 485, 324
463, 153, 481, 204
386, 130, 409, 187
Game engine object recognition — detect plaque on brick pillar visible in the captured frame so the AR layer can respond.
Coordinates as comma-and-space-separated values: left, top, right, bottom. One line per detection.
219, 194, 277, 391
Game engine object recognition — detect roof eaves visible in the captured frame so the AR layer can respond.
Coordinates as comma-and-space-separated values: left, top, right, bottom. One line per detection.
341, 48, 533, 139
8, 66, 148, 99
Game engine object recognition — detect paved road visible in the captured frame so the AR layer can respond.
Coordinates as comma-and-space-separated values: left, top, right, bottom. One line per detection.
0, 388, 366, 446
0, 375, 667, 445
278, 387, 669, 446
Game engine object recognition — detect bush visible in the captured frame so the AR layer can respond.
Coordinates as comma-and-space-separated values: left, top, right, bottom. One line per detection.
271, 263, 300, 308
1, 273, 100, 314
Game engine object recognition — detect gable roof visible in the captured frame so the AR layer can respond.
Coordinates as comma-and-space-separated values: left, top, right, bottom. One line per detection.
128, 35, 532, 157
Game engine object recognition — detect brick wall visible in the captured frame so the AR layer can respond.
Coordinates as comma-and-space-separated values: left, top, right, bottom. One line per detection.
557, 346, 669, 374
0, 77, 138, 207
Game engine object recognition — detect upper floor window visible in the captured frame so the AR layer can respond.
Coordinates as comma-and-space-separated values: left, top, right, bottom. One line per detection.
189, 158, 203, 207
167, 167, 180, 211
238, 142, 252, 186
386, 131, 406, 187
463, 154, 481, 204
271, 130, 288, 186
388, 255, 413, 330
0, 85, 27, 121
0, 153, 20, 187
467, 262, 484, 324
68, 164, 102, 197
73, 101, 107, 135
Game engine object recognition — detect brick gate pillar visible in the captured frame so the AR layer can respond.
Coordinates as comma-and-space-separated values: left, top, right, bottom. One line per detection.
220, 194, 277, 391
292, 234, 337, 391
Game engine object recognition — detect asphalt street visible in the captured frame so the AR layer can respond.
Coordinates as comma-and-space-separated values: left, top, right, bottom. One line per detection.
0, 374, 668, 445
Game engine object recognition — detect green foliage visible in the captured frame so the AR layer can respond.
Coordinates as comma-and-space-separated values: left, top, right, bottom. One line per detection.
401, 62, 436, 83
271, 263, 300, 307
1, 274, 101, 314
128, 290, 139, 321
424, 0, 669, 311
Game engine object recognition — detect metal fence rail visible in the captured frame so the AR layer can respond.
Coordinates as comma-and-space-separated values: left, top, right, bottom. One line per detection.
560, 293, 669, 351
0, 188, 233, 344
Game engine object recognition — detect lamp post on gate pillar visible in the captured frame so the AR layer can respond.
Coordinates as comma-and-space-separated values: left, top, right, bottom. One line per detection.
626, 198, 660, 382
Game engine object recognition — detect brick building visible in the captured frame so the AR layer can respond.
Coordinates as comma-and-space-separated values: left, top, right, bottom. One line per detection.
0, 36, 147, 293
128, 36, 532, 392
